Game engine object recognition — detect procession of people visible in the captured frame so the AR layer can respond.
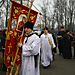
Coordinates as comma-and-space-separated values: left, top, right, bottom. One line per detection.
0, 21, 75, 75
0, 0, 75, 75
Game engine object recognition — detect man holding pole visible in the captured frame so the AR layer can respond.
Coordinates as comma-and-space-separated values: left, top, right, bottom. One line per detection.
18, 21, 40, 75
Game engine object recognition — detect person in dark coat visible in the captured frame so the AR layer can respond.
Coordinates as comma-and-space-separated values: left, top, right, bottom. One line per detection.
0, 29, 6, 71
57, 26, 65, 55
62, 30, 72, 59
72, 32, 75, 58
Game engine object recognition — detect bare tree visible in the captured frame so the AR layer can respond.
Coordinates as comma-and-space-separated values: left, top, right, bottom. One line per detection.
68, 0, 75, 31
53, 0, 75, 31
39, 0, 54, 29
53, 0, 68, 29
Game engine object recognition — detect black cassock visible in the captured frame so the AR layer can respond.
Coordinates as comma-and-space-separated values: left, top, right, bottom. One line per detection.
57, 31, 65, 55
62, 33, 72, 59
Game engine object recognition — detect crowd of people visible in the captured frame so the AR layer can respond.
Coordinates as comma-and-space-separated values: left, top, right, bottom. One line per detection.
0, 17, 75, 75
57, 26, 75, 59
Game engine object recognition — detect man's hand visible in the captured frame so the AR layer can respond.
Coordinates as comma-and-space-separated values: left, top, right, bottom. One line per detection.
17, 43, 22, 47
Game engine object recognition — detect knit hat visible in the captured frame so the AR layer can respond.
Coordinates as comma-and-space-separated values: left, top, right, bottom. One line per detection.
24, 21, 34, 30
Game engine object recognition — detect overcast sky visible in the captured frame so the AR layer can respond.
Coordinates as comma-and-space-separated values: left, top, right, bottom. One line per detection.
32, 0, 54, 14
32, 0, 42, 12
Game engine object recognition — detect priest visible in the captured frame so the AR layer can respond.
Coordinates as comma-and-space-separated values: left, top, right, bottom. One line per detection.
18, 21, 40, 75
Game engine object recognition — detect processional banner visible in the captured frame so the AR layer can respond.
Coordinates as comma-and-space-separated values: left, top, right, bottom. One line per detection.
4, 0, 38, 68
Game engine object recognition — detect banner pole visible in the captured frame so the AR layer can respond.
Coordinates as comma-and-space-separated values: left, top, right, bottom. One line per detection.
27, 1, 34, 21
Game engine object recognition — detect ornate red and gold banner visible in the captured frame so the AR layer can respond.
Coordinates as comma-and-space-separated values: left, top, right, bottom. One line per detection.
4, 1, 38, 68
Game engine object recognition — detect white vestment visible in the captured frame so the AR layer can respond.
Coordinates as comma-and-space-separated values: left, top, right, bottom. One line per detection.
22, 33, 40, 75
40, 33, 56, 67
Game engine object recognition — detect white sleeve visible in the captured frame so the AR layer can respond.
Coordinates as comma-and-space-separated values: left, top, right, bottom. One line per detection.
22, 36, 40, 56
22, 44, 33, 51
30, 37, 40, 55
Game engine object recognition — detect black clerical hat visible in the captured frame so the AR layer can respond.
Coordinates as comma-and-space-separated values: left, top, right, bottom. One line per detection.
24, 21, 34, 30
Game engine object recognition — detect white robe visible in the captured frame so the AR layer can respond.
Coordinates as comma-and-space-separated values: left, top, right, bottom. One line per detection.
40, 33, 56, 67
22, 33, 40, 75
